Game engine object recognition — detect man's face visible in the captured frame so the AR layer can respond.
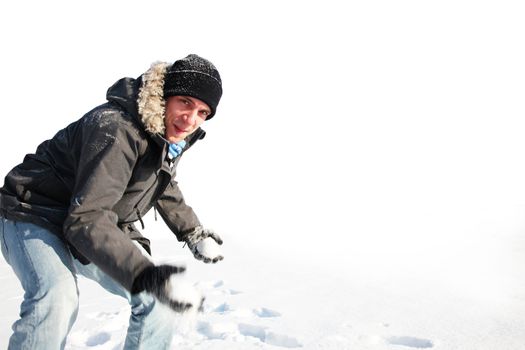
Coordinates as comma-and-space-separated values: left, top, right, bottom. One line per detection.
164, 95, 211, 143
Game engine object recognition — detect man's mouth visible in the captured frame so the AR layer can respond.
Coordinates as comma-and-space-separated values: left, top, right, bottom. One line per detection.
174, 125, 189, 133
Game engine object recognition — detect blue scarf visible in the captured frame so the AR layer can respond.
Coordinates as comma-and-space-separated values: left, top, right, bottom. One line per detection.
168, 140, 187, 159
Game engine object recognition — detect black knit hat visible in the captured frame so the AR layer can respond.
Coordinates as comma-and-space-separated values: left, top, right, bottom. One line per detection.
163, 54, 223, 119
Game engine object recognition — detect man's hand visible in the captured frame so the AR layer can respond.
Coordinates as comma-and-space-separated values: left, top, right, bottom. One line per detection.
131, 265, 202, 312
183, 226, 224, 263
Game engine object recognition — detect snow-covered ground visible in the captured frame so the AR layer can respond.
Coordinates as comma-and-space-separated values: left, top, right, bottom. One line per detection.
1, 207, 524, 350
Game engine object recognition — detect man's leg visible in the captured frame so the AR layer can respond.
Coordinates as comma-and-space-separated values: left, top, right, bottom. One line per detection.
0, 218, 79, 350
74, 245, 176, 350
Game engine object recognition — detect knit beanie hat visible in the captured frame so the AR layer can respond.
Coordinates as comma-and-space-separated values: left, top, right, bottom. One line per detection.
163, 54, 223, 119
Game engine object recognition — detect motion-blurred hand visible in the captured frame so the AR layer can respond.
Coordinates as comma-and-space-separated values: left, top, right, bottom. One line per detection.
131, 264, 202, 312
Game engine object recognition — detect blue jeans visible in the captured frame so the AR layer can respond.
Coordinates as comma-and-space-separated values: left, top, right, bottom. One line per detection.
0, 218, 175, 350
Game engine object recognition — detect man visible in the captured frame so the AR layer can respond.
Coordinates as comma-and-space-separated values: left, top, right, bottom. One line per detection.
0, 54, 224, 349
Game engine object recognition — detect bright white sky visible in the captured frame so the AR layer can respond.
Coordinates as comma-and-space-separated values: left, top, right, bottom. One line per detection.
1, 0, 525, 260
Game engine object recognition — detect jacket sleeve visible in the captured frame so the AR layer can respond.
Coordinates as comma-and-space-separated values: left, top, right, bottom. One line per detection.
63, 112, 153, 291
155, 178, 201, 241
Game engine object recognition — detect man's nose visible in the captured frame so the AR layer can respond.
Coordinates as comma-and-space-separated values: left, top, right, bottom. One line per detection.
182, 110, 198, 124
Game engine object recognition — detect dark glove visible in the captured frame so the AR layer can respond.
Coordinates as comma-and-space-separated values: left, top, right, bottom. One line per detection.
183, 226, 224, 263
131, 264, 200, 312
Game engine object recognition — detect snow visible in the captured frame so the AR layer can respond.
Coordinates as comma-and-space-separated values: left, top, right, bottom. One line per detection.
197, 237, 223, 259
166, 274, 203, 312
1, 213, 524, 349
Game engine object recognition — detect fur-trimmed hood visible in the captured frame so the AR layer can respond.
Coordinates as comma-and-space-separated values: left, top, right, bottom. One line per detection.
106, 61, 171, 136
137, 61, 170, 135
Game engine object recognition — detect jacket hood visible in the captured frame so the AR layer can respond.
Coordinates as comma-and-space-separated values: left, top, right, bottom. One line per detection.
137, 61, 171, 135
106, 62, 171, 135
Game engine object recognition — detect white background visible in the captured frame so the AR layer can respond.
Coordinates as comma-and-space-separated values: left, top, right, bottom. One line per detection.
2, 0, 524, 258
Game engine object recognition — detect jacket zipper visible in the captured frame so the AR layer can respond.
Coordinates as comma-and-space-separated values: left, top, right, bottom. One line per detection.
131, 129, 204, 230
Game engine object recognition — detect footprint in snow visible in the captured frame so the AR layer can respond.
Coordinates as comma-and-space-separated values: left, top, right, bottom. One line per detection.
197, 322, 302, 348
386, 335, 434, 348
195, 280, 300, 348
212, 303, 281, 318
239, 323, 302, 348
213, 280, 225, 288
253, 307, 281, 318
85, 332, 111, 346
213, 302, 232, 313
197, 279, 241, 295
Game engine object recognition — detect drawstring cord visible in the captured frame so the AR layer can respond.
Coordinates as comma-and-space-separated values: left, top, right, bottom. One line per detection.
136, 208, 145, 230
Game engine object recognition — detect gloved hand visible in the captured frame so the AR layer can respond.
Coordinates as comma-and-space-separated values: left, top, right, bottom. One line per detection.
131, 264, 202, 312
183, 226, 224, 263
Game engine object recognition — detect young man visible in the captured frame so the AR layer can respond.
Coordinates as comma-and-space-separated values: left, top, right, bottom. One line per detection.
0, 54, 224, 349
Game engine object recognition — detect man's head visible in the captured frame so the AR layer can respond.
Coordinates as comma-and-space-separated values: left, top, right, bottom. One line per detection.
162, 54, 222, 143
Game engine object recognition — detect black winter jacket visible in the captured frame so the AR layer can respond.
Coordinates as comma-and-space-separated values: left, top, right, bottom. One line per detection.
0, 62, 204, 291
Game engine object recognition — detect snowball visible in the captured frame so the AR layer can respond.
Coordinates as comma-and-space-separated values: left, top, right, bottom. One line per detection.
166, 275, 203, 311
196, 237, 223, 258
